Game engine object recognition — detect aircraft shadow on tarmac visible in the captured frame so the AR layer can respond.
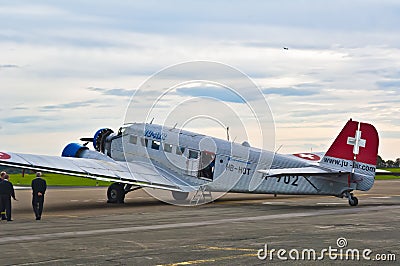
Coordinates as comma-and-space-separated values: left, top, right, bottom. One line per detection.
21, 197, 398, 213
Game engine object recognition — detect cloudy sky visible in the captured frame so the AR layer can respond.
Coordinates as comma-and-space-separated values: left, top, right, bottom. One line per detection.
0, 0, 399, 160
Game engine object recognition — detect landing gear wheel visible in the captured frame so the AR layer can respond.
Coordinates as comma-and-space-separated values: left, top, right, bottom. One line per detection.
107, 183, 125, 203
348, 195, 358, 206
172, 191, 189, 201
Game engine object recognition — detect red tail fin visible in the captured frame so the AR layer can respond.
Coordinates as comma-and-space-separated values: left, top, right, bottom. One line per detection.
321, 119, 379, 191
324, 119, 379, 165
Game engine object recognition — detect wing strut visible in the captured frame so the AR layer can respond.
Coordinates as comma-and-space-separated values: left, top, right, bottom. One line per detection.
302, 176, 320, 192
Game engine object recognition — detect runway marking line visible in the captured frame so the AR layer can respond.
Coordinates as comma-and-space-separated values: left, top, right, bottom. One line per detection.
316, 202, 346, 205
215, 193, 399, 205
46, 214, 80, 218
157, 253, 255, 266
199, 245, 256, 252
1, 205, 399, 244
159, 245, 385, 265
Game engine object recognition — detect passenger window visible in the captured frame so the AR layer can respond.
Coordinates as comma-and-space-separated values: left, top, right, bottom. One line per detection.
176, 146, 185, 155
151, 140, 160, 150
140, 138, 149, 147
129, 135, 137, 144
163, 143, 172, 153
189, 150, 198, 159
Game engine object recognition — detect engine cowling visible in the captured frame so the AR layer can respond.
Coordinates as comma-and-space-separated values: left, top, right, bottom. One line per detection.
61, 142, 114, 161
61, 143, 88, 158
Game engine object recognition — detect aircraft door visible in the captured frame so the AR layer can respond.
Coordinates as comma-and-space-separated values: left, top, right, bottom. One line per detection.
197, 151, 215, 181
186, 149, 200, 177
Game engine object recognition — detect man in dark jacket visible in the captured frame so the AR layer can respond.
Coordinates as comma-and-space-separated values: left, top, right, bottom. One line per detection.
31, 172, 47, 220
0, 171, 6, 220
0, 174, 16, 221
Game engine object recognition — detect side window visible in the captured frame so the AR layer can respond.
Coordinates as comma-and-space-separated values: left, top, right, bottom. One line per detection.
151, 140, 160, 150
188, 150, 199, 159
163, 143, 172, 153
140, 138, 149, 147
129, 135, 137, 144
176, 146, 185, 155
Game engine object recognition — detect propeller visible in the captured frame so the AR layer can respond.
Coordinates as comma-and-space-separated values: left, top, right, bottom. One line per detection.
80, 137, 93, 147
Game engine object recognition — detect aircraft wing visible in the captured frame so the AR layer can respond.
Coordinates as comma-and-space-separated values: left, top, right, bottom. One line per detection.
258, 167, 350, 177
0, 152, 194, 192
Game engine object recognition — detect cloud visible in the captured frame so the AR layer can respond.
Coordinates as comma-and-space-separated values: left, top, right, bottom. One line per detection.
369, 99, 400, 104
88, 87, 134, 97
176, 86, 246, 103
0, 64, 19, 69
1, 1, 400, 159
3, 116, 44, 124
12, 107, 28, 110
262, 87, 320, 97
376, 80, 400, 89
40, 100, 98, 111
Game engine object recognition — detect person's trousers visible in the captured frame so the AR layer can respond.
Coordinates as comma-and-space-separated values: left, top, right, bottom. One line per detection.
32, 195, 44, 218
0, 195, 12, 220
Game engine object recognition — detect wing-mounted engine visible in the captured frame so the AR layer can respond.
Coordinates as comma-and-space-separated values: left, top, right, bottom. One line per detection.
61, 143, 114, 161
62, 127, 116, 161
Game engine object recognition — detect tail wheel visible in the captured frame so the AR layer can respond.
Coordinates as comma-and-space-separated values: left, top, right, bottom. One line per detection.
348, 195, 359, 206
107, 183, 125, 203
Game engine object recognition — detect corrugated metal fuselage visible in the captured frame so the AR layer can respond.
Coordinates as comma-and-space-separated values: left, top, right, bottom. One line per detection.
109, 123, 354, 197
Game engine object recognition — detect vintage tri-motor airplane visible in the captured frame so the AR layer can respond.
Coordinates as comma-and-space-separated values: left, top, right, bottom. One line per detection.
0, 119, 385, 206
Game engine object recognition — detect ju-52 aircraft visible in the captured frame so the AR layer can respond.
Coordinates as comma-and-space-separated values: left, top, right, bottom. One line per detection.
0, 119, 385, 206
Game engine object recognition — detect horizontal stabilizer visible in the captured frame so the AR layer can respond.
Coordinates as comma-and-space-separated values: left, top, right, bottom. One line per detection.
258, 167, 349, 177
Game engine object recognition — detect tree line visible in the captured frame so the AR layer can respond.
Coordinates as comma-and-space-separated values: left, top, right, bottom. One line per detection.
377, 156, 400, 168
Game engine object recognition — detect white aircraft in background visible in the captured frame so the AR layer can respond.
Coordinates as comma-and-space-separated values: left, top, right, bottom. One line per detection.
0, 119, 392, 206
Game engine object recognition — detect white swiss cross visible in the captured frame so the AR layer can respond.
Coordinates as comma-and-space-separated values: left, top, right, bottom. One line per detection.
347, 130, 366, 155
298, 153, 316, 159
293, 153, 320, 161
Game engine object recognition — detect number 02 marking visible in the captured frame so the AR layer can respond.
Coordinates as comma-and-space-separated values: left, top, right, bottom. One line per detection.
276, 176, 298, 187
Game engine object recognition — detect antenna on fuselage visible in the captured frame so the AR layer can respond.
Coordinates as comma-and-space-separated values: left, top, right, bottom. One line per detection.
149, 118, 154, 124
275, 144, 283, 154
172, 123, 178, 129
226, 126, 230, 141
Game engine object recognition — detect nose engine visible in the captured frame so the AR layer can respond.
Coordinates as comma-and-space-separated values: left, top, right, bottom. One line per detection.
93, 128, 114, 153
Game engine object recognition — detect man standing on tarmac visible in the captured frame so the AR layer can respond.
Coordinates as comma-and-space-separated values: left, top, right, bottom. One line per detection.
0, 171, 6, 220
0, 174, 17, 221
31, 172, 47, 220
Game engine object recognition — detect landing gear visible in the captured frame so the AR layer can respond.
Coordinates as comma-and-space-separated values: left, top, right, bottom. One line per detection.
345, 191, 359, 207
172, 191, 189, 201
348, 195, 358, 206
107, 183, 125, 203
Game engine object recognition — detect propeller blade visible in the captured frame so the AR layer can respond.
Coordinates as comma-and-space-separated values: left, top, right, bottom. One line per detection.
80, 137, 94, 142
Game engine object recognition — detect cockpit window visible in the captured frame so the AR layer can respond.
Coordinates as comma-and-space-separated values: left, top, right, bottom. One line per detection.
129, 135, 137, 144
163, 143, 172, 153
188, 150, 199, 159
151, 140, 160, 150
140, 138, 149, 147
118, 127, 126, 135
176, 146, 185, 155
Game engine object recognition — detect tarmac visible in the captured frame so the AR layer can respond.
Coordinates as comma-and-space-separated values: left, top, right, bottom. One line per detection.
1, 180, 399, 265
